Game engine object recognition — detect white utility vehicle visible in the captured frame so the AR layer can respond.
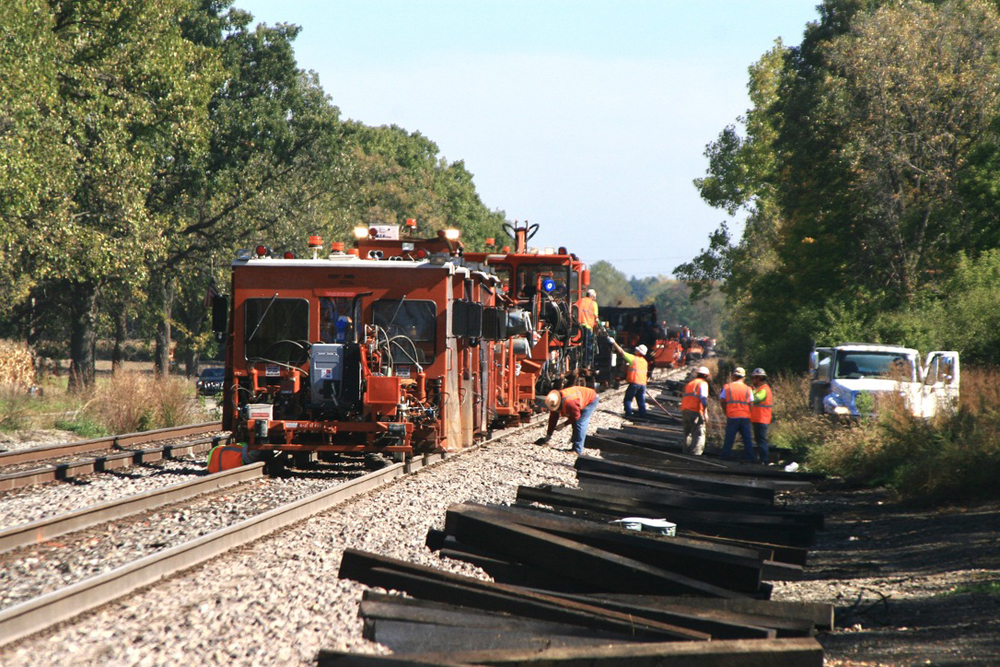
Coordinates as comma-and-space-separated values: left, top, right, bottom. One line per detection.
808, 344, 959, 419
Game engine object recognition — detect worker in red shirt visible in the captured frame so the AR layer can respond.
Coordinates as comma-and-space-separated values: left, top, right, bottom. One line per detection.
535, 385, 599, 454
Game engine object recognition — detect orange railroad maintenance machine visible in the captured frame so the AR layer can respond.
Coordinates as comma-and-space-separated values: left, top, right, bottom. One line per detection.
212, 221, 592, 462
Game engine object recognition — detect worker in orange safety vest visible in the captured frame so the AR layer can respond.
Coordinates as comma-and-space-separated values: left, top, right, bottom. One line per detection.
681, 366, 711, 455
576, 289, 599, 368
608, 338, 648, 418
750, 367, 773, 464
207, 443, 247, 473
719, 366, 755, 462
535, 385, 599, 455
577, 289, 598, 329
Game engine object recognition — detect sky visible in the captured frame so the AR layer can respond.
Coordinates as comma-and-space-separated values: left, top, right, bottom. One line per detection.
233, 1, 821, 279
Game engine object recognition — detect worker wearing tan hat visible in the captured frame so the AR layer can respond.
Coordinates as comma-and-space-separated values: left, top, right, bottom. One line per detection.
719, 366, 755, 462
535, 385, 599, 454
608, 338, 648, 418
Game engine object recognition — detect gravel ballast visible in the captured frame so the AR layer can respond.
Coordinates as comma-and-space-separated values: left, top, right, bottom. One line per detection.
0, 464, 367, 611
0, 456, 221, 530
0, 388, 637, 666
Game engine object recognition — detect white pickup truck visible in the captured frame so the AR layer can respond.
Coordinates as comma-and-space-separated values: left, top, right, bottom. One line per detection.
808, 344, 959, 419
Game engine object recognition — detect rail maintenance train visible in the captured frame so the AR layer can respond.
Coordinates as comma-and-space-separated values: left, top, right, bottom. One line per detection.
210, 221, 598, 463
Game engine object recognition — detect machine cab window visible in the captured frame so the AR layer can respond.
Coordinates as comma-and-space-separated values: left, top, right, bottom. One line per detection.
372, 299, 437, 364
244, 297, 309, 363
516, 264, 569, 299
320, 296, 358, 343
493, 264, 512, 294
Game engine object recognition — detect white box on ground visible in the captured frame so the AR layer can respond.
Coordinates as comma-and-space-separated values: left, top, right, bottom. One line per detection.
611, 517, 676, 536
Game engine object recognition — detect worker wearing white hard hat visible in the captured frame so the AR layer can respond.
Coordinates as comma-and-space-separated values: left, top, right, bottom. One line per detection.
608, 338, 649, 418
719, 366, 755, 462
681, 366, 712, 455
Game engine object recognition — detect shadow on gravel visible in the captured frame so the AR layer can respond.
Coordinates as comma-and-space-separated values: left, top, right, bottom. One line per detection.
793, 483, 1000, 664
820, 590, 1000, 665
802, 487, 1000, 582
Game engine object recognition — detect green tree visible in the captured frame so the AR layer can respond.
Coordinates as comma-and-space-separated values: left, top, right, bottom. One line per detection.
147, 6, 346, 374
0, 1, 72, 315
682, 0, 1000, 370
588, 261, 637, 308
336, 122, 506, 249
16, 0, 220, 389
823, 0, 1000, 300
678, 40, 791, 363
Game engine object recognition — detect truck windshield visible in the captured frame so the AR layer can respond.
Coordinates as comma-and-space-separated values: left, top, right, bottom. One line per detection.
836, 352, 914, 381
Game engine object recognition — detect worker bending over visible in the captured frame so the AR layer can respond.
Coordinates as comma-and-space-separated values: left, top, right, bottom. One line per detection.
609, 337, 648, 418
536, 386, 599, 455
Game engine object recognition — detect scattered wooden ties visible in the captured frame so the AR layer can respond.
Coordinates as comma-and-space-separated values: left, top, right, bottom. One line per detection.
324, 396, 832, 665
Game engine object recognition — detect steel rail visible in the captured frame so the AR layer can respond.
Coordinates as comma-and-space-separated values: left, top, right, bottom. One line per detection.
0, 435, 231, 492
0, 422, 223, 467
0, 415, 548, 649
0, 463, 266, 554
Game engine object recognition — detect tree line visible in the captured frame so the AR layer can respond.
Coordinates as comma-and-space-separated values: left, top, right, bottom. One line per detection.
678, 0, 1000, 371
0, 0, 508, 389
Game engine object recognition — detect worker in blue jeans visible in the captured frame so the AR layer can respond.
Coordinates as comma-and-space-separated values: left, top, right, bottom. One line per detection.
719, 367, 755, 462
609, 338, 648, 417
537, 385, 600, 454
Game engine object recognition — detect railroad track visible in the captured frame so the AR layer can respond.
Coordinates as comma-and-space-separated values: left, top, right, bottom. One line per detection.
0, 411, 551, 650
0, 463, 265, 555
0, 422, 227, 492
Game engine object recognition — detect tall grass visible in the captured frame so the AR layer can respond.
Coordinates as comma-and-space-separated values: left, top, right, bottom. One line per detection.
774, 367, 1000, 504
0, 384, 33, 432
766, 373, 844, 457
87, 372, 199, 434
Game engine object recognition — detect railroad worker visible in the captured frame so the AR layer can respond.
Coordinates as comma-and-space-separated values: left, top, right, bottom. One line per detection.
536, 385, 599, 455
577, 288, 599, 329
750, 368, 773, 464
576, 288, 599, 367
719, 366, 755, 462
608, 337, 648, 418
681, 366, 711, 455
